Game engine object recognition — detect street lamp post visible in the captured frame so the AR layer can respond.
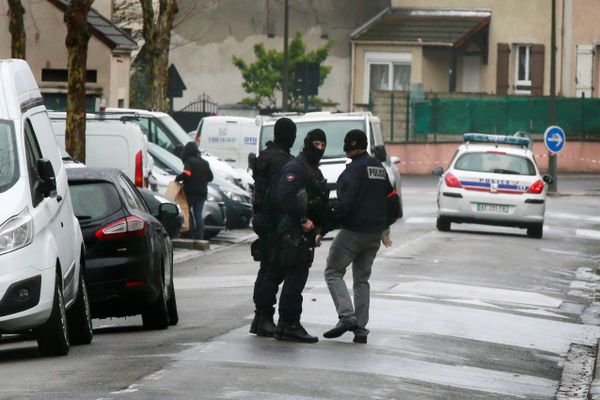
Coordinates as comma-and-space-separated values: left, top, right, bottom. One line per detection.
282, 0, 289, 112
548, 0, 558, 192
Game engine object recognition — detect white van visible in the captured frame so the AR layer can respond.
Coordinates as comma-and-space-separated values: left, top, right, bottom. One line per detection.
0, 59, 93, 356
194, 116, 259, 169
49, 112, 152, 188
255, 112, 403, 217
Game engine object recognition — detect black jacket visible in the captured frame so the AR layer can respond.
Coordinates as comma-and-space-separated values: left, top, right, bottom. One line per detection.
252, 141, 293, 215
277, 153, 328, 231
333, 152, 393, 233
176, 154, 213, 200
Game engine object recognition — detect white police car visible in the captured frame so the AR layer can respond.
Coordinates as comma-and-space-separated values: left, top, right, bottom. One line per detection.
432, 134, 554, 238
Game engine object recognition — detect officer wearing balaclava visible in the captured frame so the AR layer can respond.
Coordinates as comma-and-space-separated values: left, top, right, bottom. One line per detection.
250, 117, 297, 338
270, 128, 329, 343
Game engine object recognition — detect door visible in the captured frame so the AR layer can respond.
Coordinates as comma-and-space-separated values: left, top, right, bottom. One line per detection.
462, 56, 481, 93
576, 44, 594, 98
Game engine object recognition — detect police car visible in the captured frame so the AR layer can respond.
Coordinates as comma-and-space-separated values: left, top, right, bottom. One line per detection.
432, 134, 554, 238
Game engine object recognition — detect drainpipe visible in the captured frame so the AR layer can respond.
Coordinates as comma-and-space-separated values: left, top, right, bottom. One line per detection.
350, 41, 356, 111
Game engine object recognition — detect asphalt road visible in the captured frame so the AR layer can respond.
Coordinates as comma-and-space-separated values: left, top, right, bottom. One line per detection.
1, 174, 599, 400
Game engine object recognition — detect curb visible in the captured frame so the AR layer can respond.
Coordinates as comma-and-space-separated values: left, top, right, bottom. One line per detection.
172, 239, 210, 251
590, 339, 600, 399
556, 342, 597, 399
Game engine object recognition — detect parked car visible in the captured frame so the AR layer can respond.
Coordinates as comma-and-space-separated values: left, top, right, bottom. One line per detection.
138, 188, 184, 239
0, 59, 93, 356
49, 112, 153, 188
432, 133, 553, 238
255, 112, 403, 219
148, 143, 250, 229
193, 116, 259, 169
65, 166, 179, 328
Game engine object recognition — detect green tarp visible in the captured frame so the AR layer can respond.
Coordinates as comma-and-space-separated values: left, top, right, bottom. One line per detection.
414, 97, 600, 137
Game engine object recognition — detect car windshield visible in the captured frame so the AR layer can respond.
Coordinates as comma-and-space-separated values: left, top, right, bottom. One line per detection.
0, 120, 20, 193
454, 152, 536, 175
148, 142, 184, 174
260, 119, 366, 159
69, 181, 122, 221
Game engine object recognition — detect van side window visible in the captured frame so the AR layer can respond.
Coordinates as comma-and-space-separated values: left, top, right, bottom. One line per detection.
118, 175, 148, 213
139, 118, 174, 153
24, 120, 44, 207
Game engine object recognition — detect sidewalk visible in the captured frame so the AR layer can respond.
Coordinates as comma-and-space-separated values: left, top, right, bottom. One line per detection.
173, 228, 256, 264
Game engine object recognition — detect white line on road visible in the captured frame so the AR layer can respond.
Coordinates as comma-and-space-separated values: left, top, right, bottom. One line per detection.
576, 229, 600, 240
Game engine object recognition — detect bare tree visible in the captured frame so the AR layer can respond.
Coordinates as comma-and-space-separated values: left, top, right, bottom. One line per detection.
140, 0, 178, 112
64, 0, 93, 163
7, 0, 26, 59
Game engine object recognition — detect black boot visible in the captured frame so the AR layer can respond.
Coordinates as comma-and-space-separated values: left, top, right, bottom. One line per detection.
250, 309, 276, 337
256, 309, 276, 337
274, 321, 318, 343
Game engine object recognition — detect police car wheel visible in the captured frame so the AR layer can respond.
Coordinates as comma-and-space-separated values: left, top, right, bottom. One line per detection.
436, 217, 451, 232
527, 224, 543, 239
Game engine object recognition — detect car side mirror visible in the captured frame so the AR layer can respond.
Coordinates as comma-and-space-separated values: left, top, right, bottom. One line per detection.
432, 166, 444, 176
37, 158, 57, 197
158, 202, 179, 220
543, 174, 554, 184
390, 156, 400, 165
373, 145, 387, 162
248, 152, 257, 171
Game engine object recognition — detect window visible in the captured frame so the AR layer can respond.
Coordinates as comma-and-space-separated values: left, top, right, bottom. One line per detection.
24, 120, 44, 206
455, 152, 536, 176
118, 175, 148, 212
364, 52, 412, 103
69, 182, 122, 221
515, 45, 532, 94
0, 120, 19, 194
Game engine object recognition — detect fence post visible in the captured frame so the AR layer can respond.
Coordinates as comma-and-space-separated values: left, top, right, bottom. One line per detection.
405, 92, 410, 142
390, 92, 395, 142
581, 92, 586, 140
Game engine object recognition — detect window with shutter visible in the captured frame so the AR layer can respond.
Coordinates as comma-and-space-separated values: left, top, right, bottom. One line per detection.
515, 45, 532, 94
576, 44, 594, 98
496, 43, 510, 95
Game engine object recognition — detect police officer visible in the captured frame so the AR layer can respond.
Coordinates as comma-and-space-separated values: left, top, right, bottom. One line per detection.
273, 128, 329, 343
249, 117, 296, 337
323, 129, 398, 344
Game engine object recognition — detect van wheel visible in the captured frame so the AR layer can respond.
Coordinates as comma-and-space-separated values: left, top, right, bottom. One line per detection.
527, 224, 543, 239
37, 276, 70, 356
142, 268, 169, 330
436, 217, 451, 232
67, 273, 93, 345
167, 279, 179, 326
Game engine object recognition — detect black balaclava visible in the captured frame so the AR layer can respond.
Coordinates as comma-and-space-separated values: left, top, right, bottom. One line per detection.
181, 141, 199, 160
301, 128, 327, 165
273, 117, 297, 150
343, 129, 368, 153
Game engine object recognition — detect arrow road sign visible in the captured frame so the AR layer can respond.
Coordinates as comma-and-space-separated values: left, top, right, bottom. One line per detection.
544, 126, 566, 154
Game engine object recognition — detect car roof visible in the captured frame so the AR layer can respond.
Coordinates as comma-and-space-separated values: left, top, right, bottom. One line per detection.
458, 143, 533, 157
65, 165, 124, 182
259, 112, 375, 126
104, 107, 169, 118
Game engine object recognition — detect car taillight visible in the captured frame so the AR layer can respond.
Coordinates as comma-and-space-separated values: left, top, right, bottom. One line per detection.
444, 173, 462, 188
135, 151, 143, 187
526, 179, 544, 194
95, 216, 147, 240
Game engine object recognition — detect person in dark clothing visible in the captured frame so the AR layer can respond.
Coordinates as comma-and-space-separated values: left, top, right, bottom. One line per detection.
272, 128, 329, 343
249, 117, 296, 337
176, 142, 213, 240
323, 129, 397, 344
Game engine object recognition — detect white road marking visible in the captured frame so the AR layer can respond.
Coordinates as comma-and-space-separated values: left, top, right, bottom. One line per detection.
403, 217, 437, 224
174, 275, 256, 289
576, 229, 600, 240
111, 384, 140, 394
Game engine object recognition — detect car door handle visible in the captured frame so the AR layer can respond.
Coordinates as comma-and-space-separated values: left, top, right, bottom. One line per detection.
56, 195, 63, 203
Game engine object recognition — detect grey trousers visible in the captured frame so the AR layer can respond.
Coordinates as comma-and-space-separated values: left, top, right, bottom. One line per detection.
324, 229, 382, 330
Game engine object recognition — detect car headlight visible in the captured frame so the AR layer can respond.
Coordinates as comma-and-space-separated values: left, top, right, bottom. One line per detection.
0, 208, 34, 256
225, 191, 244, 202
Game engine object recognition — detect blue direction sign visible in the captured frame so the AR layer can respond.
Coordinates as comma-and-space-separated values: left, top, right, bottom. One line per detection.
543, 125, 566, 154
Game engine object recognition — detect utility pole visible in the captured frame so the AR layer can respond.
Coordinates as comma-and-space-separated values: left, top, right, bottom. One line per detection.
548, 0, 558, 192
282, 0, 289, 112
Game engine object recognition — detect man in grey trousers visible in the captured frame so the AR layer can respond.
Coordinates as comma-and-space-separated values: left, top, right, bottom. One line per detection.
322, 129, 398, 344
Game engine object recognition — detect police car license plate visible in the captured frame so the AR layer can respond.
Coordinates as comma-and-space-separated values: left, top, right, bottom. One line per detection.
477, 203, 509, 213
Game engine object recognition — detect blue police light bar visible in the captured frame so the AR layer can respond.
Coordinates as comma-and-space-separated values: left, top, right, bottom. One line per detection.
463, 133, 531, 147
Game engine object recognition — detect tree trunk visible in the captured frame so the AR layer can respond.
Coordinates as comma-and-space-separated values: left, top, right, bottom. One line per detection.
140, 0, 178, 112
8, 0, 26, 59
64, 0, 93, 163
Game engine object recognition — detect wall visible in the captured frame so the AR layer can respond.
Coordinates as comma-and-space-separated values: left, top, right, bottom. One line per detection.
387, 141, 600, 174
169, 0, 390, 111
568, 0, 600, 98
